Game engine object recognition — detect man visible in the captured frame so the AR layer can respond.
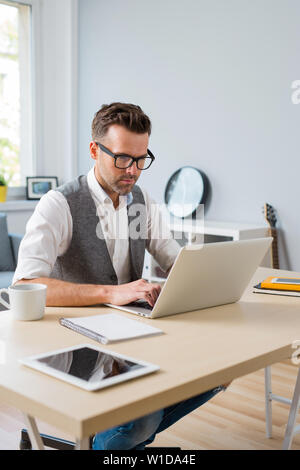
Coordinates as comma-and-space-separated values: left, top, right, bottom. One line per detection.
14, 102, 229, 450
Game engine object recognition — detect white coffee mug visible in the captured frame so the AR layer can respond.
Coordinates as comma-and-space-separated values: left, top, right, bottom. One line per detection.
0, 283, 47, 321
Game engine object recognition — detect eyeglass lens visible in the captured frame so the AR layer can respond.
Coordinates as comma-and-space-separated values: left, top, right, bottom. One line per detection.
115, 156, 152, 170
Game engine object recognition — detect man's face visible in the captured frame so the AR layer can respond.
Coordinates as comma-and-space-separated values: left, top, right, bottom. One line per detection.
90, 124, 149, 197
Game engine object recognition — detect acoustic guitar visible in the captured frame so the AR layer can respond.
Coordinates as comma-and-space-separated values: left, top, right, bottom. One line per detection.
263, 203, 279, 269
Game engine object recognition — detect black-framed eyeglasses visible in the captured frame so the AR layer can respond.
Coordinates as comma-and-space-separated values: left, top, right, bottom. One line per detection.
96, 142, 155, 170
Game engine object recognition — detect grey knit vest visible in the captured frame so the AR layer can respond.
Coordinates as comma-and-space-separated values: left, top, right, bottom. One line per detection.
50, 175, 147, 285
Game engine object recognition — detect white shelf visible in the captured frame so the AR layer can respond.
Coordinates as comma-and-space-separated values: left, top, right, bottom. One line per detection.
0, 200, 38, 212
170, 220, 268, 240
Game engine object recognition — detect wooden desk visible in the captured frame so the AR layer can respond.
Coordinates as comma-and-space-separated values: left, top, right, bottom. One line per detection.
0, 267, 300, 449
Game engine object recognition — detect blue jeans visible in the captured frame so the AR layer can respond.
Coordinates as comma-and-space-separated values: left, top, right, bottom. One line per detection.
92, 386, 224, 450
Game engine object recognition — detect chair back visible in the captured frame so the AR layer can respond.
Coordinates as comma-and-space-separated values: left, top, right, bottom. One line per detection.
0, 213, 15, 271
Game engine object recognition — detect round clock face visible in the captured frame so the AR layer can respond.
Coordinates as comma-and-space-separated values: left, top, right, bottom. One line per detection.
164, 166, 208, 218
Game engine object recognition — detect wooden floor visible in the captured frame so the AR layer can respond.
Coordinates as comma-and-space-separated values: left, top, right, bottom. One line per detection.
1, 362, 299, 450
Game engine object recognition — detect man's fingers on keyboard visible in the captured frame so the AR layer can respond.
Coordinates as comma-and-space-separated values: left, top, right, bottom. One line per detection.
144, 292, 153, 306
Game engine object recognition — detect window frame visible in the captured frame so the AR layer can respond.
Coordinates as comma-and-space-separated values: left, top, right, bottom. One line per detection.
0, 0, 40, 196
1, 0, 79, 200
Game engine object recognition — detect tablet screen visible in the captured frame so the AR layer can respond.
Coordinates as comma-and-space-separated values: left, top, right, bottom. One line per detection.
37, 346, 144, 383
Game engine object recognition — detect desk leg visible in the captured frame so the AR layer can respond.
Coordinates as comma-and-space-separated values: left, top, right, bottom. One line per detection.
23, 414, 45, 450
283, 368, 300, 450
265, 366, 272, 438
75, 438, 90, 450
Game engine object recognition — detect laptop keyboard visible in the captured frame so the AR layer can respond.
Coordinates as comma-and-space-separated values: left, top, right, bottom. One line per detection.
126, 301, 153, 310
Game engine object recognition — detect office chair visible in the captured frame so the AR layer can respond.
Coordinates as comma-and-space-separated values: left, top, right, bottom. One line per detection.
20, 429, 93, 450
20, 430, 181, 450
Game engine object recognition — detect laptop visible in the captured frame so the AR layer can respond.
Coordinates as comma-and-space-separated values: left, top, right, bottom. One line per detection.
106, 237, 272, 319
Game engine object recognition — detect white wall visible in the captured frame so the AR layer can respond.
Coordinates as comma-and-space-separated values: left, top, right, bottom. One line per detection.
35, 0, 78, 183
78, 0, 300, 270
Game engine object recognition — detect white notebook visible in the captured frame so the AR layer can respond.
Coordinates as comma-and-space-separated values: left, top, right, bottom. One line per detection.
59, 313, 163, 344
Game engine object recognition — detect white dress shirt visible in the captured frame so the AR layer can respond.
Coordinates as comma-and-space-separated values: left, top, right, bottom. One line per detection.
13, 168, 180, 285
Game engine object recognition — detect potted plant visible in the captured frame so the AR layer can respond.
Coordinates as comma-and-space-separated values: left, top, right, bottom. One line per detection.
0, 175, 7, 202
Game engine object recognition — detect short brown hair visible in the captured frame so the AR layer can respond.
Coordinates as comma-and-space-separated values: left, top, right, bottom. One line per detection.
92, 102, 152, 140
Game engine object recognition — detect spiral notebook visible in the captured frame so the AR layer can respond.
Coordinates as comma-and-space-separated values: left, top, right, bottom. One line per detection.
253, 283, 300, 297
59, 313, 164, 344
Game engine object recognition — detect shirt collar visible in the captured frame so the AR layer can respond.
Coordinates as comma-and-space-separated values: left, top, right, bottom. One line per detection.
87, 167, 133, 206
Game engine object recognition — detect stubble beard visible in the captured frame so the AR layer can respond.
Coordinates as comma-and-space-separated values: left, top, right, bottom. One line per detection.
106, 175, 137, 196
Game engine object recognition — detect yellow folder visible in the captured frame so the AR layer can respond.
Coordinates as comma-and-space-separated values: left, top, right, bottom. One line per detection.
261, 276, 300, 291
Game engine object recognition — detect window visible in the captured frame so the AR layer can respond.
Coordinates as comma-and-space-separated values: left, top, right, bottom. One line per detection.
0, 0, 33, 188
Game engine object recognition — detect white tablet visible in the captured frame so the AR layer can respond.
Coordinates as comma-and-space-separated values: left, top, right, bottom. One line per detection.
19, 343, 160, 391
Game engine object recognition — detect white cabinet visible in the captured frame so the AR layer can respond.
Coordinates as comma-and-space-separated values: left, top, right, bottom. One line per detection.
143, 220, 269, 282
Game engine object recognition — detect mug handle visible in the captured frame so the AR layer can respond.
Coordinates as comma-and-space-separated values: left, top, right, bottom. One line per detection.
0, 289, 10, 309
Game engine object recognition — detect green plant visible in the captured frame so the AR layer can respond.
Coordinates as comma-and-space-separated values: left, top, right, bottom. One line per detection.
0, 138, 20, 186
0, 175, 7, 186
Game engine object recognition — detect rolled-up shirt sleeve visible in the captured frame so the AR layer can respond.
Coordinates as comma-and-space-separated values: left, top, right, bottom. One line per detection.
142, 190, 181, 273
12, 190, 72, 284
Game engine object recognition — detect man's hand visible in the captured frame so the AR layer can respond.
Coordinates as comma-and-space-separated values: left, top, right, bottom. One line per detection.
108, 279, 162, 307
